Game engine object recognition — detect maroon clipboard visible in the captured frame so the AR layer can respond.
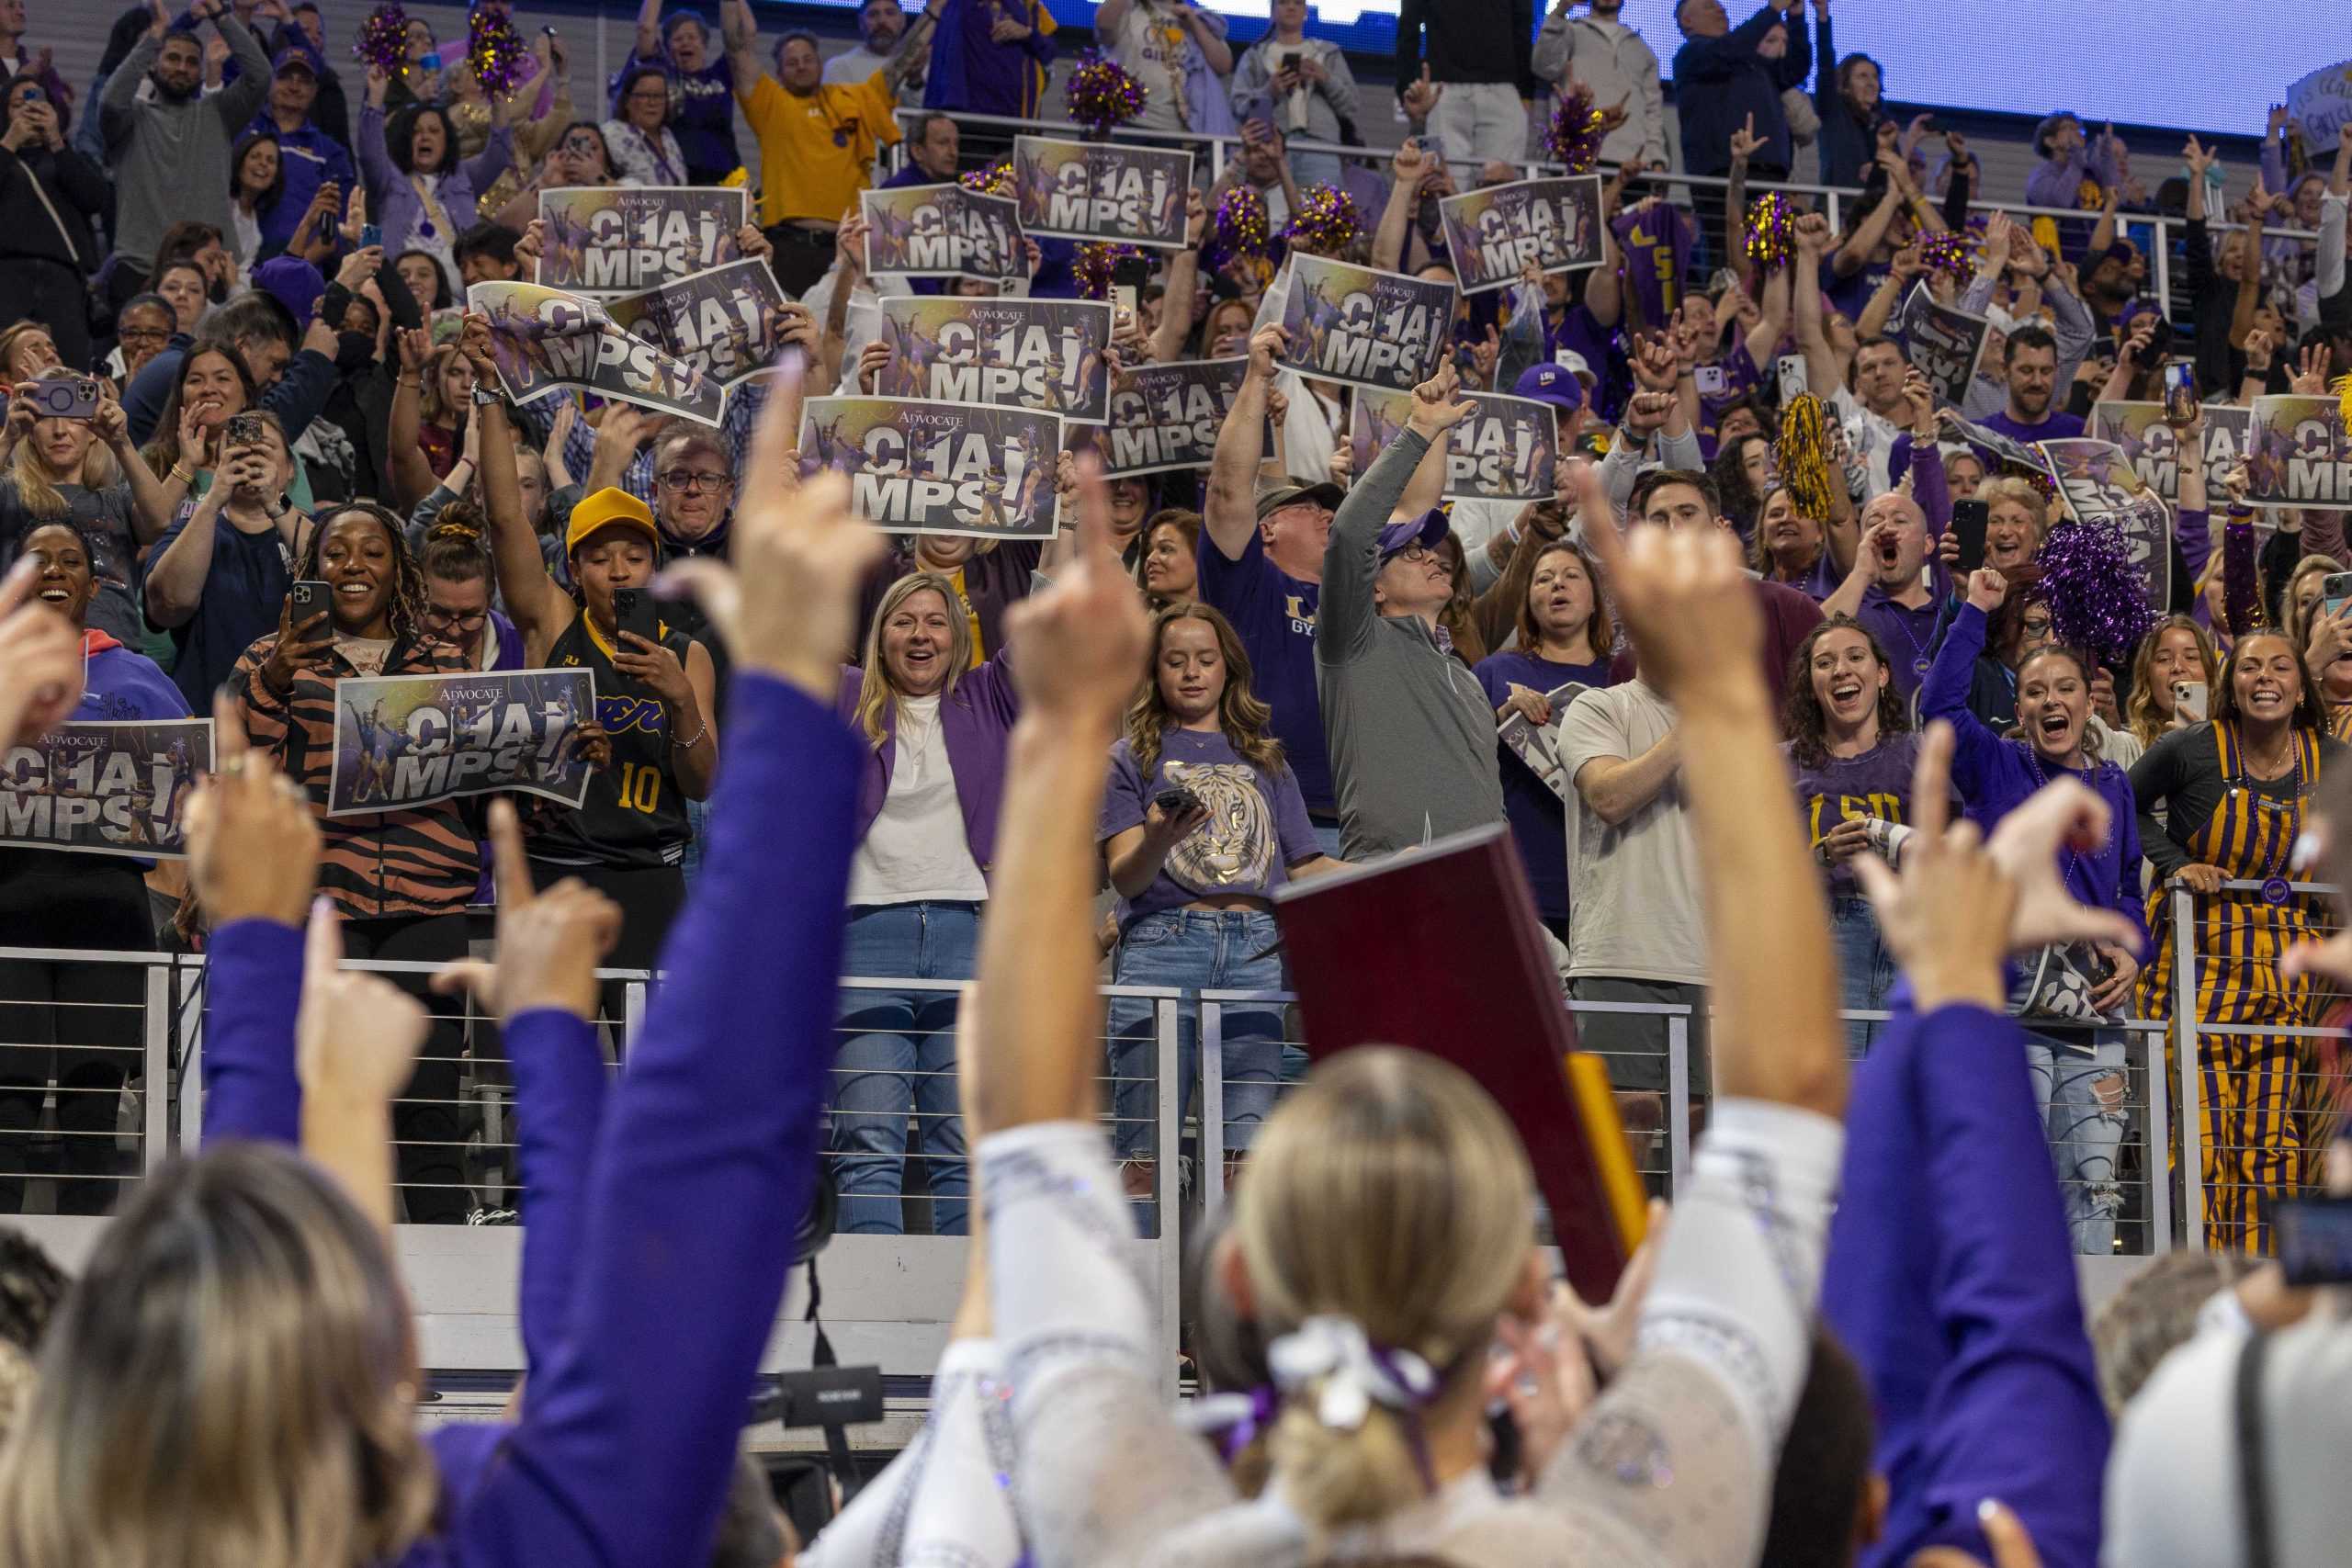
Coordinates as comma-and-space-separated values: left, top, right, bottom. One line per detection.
1271, 823, 1643, 1300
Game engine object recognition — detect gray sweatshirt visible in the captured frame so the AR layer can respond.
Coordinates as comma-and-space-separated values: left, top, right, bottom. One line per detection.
100, 16, 271, 270
1316, 424, 1507, 861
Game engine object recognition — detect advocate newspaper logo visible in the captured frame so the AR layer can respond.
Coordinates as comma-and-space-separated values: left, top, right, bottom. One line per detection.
535, 186, 747, 296
876, 297, 1114, 423
326, 669, 597, 818
1013, 136, 1193, 247
0, 719, 210, 859
799, 398, 1062, 539
1275, 254, 1456, 395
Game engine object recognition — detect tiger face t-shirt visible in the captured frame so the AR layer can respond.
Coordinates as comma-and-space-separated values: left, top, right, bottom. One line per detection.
1099, 728, 1319, 931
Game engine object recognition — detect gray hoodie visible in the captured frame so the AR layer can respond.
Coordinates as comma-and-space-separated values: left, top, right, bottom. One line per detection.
99, 15, 270, 269
1316, 424, 1507, 861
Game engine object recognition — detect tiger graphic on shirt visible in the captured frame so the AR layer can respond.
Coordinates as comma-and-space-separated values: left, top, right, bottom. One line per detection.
1161, 762, 1274, 894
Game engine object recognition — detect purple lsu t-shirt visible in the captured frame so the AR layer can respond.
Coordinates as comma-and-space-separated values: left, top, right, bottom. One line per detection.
1099, 729, 1320, 931
1195, 529, 1331, 816
1783, 731, 1922, 895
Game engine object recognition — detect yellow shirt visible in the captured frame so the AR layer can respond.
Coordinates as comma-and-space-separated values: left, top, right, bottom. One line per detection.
948, 566, 985, 669
743, 71, 902, 227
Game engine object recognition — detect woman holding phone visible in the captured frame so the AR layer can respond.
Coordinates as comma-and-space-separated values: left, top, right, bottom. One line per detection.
2131, 622, 2345, 1252
462, 321, 713, 1022
2123, 615, 2221, 754
227, 500, 482, 1223
1100, 603, 1340, 1220
142, 410, 309, 712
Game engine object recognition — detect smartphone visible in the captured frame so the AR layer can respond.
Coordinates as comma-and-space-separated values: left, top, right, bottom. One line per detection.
1775, 354, 1808, 397
223, 412, 264, 449
1282, 51, 1301, 72
1951, 499, 1990, 576
288, 579, 333, 626
1111, 255, 1150, 321
25, 377, 98, 420
1693, 364, 1726, 396
2277, 1196, 2352, 1286
1152, 785, 1201, 817
2324, 571, 2352, 620
2172, 680, 2209, 724
359, 222, 382, 249
2163, 360, 2198, 422
611, 586, 660, 649
1417, 133, 1446, 168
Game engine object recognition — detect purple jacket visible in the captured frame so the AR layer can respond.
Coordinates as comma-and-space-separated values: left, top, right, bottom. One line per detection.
201, 672, 864, 1568
356, 103, 513, 261
1822, 1003, 2111, 1568
836, 651, 1020, 874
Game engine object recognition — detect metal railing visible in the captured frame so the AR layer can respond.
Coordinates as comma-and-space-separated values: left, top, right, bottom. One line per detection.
889, 104, 2332, 325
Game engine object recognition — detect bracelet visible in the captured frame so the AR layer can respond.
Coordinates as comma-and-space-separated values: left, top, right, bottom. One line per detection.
168, 463, 193, 485
671, 720, 708, 750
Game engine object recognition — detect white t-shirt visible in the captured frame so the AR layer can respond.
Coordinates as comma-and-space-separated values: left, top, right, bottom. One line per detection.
1554, 679, 1707, 985
1103, 1, 1194, 133
848, 693, 989, 906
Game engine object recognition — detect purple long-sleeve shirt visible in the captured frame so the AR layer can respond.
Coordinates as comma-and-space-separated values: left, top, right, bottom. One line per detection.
1919, 604, 2146, 940
201, 671, 863, 1568
1820, 1003, 2112, 1568
836, 651, 1018, 872
357, 104, 513, 261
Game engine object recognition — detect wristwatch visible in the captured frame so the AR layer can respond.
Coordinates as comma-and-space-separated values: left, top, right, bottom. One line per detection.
470, 384, 502, 408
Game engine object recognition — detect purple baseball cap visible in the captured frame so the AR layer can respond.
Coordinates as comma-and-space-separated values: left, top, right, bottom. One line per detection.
1511, 360, 1586, 412
270, 43, 322, 77
253, 254, 326, 328
1376, 507, 1450, 561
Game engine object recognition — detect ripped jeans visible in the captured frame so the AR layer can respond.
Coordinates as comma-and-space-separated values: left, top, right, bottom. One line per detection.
2024, 1033, 2130, 1255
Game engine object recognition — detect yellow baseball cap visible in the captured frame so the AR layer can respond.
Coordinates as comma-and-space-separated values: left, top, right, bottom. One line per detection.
566, 487, 661, 558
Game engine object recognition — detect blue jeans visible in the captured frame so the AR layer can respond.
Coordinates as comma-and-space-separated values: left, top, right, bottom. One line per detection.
1104, 908, 1287, 1169
2025, 1034, 2129, 1256
680, 796, 712, 889
831, 902, 980, 1235
1829, 894, 1896, 1055
1310, 820, 1344, 857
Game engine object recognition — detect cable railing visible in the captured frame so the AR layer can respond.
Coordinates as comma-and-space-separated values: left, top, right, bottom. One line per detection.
890, 104, 2333, 323
2, 881, 2344, 1373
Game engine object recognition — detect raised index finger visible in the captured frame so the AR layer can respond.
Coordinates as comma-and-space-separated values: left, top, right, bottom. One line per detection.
741, 346, 806, 519
487, 796, 536, 912
1912, 720, 1954, 843
1069, 449, 1114, 562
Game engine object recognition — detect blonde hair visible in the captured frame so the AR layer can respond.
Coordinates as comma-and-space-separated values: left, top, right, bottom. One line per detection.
1976, 475, 2050, 544
2278, 553, 2342, 670
2124, 614, 2220, 750
854, 571, 974, 750
4, 376, 123, 519
1233, 1049, 1534, 1536
0, 1143, 438, 1568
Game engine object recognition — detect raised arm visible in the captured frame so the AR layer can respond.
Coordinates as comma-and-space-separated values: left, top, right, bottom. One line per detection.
1792, 209, 1842, 396
1534, 445, 1846, 1568
879, 1, 944, 96
459, 316, 573, 652
467, 394, 887, 1565
142, 484, 228, 629
1374, 140, 1435, 276
720, 0, 766, 101
186, 693, 316, 1147
1918, 576, 2012, 799
1149, 193, 1208, 366
1204, 323, 1281, 561
634, 0, 664, 62
1317, 364, 1472, 665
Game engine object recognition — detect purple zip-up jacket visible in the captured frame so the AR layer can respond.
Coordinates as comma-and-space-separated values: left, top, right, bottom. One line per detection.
357, 104, 514, 261
1919, 604, 2147, 942
201, 671, 861, 1568
836, 651, 1019, 876
1821, 1003, 2112, 1568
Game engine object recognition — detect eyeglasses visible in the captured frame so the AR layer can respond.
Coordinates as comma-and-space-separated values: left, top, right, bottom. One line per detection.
628, 88, 670, 104
657, 468, 732, 492
561, 135, 604, 155
118, 327, 170, 344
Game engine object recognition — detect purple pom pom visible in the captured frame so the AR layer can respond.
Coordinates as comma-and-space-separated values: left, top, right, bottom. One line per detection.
2037, 519, 2157, 660
1065, 51, 1147, 140
353, 3, 410, 74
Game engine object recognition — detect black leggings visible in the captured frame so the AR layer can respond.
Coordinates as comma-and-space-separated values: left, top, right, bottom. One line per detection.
0, 860, 153, 1214
335, 911, 472, 1224
527, 861, 686, 1034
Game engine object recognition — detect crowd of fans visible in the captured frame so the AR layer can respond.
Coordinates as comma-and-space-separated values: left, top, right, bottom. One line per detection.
1, 0, 2351, 1560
